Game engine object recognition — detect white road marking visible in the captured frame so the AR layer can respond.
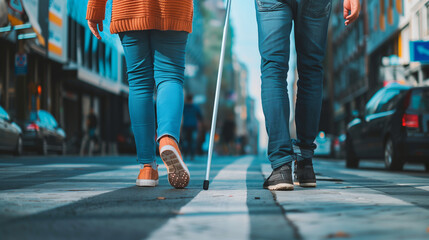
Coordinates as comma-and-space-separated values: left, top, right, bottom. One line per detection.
146, 156, 253, 240
261, 163, 429, 240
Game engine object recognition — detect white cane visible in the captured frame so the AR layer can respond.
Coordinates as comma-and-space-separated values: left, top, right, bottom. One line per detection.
203, 0, 232, 190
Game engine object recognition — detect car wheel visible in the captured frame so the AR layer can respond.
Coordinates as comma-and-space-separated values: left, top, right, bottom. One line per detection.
40, 138, 48, 156
346, 136, 359, 168
384, 138, 403, 171
14, 136, 23, 156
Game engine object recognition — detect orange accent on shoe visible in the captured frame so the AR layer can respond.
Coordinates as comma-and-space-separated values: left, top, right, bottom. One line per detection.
159, 136, 190, 189
136, 164, 159, 187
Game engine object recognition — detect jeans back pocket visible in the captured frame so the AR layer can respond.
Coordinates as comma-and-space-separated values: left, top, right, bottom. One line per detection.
256, 0, 285, 12
303, 0, 331, 18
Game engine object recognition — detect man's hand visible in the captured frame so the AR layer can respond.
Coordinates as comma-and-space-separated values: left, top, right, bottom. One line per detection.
343, 0, 361, 26
88, 20, 103, 40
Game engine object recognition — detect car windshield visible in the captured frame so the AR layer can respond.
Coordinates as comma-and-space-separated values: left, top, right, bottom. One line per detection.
408, 89, 429, 113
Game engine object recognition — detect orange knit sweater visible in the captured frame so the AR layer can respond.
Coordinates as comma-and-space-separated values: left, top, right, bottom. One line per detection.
86, 0, 193, 34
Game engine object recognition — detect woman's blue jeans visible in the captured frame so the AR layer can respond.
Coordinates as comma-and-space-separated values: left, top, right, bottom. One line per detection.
119, 30, 188, 164
255, 0, 331, 169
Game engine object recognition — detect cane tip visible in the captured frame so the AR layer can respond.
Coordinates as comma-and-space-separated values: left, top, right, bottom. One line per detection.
203, 180, 210, 190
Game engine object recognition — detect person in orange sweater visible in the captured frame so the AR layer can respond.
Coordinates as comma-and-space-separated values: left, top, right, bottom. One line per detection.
86, 0, 193, 189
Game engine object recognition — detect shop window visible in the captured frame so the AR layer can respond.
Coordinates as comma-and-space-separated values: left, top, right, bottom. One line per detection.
67, 17, 77, 63
105, 46, 112, 79
388, 0, 393, 25
92, 35, 99, 72
379, 0, 386, 31
98, 42, 105, 77
78, 24, 85, 66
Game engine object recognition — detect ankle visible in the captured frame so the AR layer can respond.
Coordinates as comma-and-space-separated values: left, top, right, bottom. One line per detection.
140, 161, 157, 170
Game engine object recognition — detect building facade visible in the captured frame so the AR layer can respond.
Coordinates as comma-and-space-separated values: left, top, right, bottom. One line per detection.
326, 0, 429, 135
1, 0, 129, 154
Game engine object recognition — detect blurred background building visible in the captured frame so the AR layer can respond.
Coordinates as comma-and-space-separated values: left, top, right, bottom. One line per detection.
325, 0, 429, 136
0, 0, 259, 155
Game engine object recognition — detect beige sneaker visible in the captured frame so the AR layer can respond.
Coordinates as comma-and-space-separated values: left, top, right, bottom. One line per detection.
159, 136, 190, 189
136, 164, 159, 187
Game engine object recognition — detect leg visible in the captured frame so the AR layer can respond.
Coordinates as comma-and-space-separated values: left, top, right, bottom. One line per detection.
119, 31, 156, 164
255, 0, 294, 169
150, 30, 188, 143
151, 30, 190, 189
294, 0, 331, 158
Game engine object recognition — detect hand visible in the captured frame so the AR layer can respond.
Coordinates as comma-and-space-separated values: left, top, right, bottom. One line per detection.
343, 0, 361, 26
88, 20, 103, 40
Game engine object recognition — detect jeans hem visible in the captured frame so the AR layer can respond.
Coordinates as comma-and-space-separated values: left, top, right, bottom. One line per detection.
136, 157, 156, 165
271, 154, 295, 170
157, 133, 179, 143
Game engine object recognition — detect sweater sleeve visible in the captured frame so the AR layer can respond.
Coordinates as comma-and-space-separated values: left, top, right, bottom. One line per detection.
86, 0, 108, 21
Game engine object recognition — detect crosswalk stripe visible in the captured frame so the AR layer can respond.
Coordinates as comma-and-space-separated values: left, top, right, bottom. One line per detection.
336, 169, 429, 192
261, 162, 429, 240
146, 156, 253, 240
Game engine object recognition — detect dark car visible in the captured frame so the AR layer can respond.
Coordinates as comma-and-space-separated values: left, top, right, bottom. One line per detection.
346, 83, 429, 171
0, 105, 23, 155
22, 110, 66, 155
117, 123, 136, 154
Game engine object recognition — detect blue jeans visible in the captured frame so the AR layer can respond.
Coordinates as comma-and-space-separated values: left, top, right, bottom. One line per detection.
119, 30, 188, 164
255, 0, 331, 169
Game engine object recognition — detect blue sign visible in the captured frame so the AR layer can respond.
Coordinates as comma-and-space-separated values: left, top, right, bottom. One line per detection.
8, 0, 24, 14
15, 53, 27, 76
410, 41, 429, 63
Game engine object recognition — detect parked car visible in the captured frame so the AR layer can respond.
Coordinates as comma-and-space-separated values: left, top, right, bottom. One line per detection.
0, 105, 23, 155
117, 123, 136, 154
314, 131, 334, 157
346, 83, 429, 171
333, 133, 347, 159
22, 110, 66, 155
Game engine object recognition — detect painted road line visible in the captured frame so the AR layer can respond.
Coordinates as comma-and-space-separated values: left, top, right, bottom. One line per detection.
146, 156, 253, 240
262, 162, 429, 240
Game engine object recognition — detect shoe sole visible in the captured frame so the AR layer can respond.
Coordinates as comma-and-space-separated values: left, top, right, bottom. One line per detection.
160, 145, 190, 189
267, 183, 294, 191
136, 179, 159, 187
294, 181, 317, 187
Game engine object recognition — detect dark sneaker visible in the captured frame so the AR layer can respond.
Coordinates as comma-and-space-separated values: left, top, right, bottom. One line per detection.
263, 164, 294, 191
294, 159, 317, 187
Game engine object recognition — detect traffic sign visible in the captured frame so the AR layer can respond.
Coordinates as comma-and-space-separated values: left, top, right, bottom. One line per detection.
15, 53, 28, 75
410, 41, 429, 63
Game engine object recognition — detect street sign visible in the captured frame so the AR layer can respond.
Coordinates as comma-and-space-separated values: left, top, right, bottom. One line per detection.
8, 0, 24, 14
15, 53, 27, 75
410, 41, 429, 63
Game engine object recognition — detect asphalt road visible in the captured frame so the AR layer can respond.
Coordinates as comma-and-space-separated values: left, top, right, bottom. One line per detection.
0, 154, 428, 240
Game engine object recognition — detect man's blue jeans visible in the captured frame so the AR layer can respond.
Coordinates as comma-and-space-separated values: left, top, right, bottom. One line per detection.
119, 30, 188, 164
255, 0, 331, 169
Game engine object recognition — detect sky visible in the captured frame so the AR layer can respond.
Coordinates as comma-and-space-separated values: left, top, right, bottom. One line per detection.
228, 0, 297, 152
229, 0, 267, 151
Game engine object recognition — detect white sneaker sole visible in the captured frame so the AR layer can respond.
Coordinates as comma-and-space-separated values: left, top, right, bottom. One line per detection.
136, 179, 159, 187
294, 181, 317, 187
300, 182, 317, 187
268, 183, 294, 191
160, 145, 190, 189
